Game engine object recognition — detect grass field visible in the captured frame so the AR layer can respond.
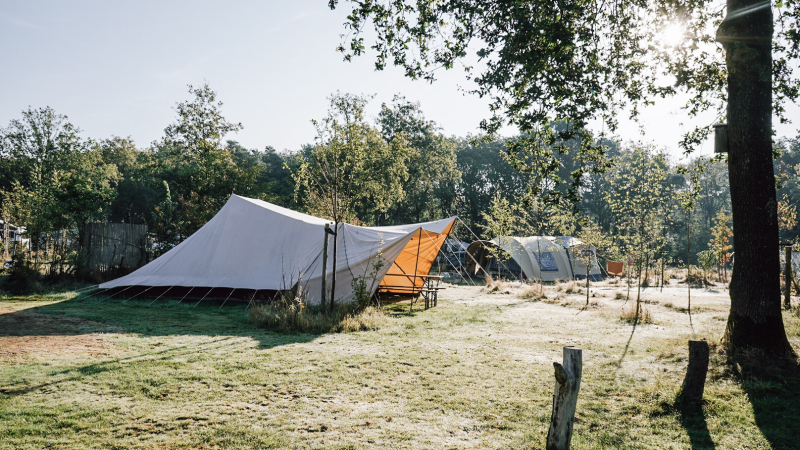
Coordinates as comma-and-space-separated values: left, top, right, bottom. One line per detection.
1, 281, 800, 449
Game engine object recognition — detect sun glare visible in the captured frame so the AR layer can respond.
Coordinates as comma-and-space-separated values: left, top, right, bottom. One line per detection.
658, 23, 686, 49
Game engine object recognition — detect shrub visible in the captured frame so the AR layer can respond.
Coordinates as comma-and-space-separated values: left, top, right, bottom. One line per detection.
614, 291, 625, 300
484, 277, 512, 294
1, 253, 44, 295
248, 291, 386, 334
620, 303, 654, 324
519, 283, 546, 301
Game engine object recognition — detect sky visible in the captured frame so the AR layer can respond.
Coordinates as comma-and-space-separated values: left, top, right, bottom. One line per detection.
1, 1, 798, 163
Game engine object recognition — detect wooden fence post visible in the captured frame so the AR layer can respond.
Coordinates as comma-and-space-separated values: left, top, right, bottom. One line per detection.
546, 346, 582, 450
679, 340, 709, 404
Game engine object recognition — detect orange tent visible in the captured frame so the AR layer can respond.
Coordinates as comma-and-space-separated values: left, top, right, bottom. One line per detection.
378, 220, 455, 295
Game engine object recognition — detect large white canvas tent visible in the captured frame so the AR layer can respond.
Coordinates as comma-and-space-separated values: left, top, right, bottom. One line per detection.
466, 236, 601, 282
100, 195, 455, 304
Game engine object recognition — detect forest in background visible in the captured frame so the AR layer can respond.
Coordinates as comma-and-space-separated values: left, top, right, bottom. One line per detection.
1, 84, 800, 284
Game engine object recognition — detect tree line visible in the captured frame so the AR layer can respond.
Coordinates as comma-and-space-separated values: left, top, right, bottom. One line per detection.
1, 84, 799, 282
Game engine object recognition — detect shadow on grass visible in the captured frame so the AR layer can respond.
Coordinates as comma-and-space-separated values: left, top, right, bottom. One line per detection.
1, 293, 324, 399
735, 358, 800, 450
615, 315, 639, 368
2, 292, 318, 343
676, 400, 715, 450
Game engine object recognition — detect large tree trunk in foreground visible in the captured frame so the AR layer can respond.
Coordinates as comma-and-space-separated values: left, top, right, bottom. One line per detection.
718, 0, 794, 356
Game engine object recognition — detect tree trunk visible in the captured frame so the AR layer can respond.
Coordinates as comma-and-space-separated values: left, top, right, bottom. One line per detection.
585, 263, 590, 306
717, 0, 794, 355
546, 347, 582, 450
687, 208, 691, 313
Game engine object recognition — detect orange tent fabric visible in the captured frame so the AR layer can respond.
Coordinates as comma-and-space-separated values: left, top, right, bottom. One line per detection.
378, 220, 454, 294
606, 260, 624, 276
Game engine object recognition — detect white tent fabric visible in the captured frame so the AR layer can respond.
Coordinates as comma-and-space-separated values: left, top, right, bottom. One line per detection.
553, 237, 603, 281
100, 195, 455, 304
486, 235, 601, 282
492, 236, 573, 282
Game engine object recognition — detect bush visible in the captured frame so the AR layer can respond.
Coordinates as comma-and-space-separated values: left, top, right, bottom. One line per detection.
1, 253, 44, 295
620, 302, 654, 324
519, 283, 546, 301
484, 277, 512, 294
248, 291, 386, 334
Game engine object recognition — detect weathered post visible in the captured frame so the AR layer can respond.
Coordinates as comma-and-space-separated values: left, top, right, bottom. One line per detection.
546, 347, 582, 450
679, 340, 710, 404
784, 245, 792, 309
322, 224, 330, 304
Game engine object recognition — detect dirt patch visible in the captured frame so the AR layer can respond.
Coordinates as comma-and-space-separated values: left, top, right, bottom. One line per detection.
0, 307, 122, 359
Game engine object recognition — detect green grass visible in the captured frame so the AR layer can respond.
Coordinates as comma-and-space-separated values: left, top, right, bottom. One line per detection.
1, 285, 799, 449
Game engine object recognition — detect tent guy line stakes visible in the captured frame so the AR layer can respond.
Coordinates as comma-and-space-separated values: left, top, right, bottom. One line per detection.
452, 223, 514, 284
455, 218, 519, 280
73, 284, 99, 293
447, 227, 480, 286
194, 287, 215, 307
177, 286, 196, 304
218, 288, 237, 309
82, 287, 112, 299
149, 286, 176, 306
120, 286, 155, 304
98, 285, 135, 302
245, 290, 258, 310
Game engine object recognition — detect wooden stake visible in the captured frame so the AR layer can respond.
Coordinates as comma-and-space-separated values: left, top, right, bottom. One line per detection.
546, 347, 582, 450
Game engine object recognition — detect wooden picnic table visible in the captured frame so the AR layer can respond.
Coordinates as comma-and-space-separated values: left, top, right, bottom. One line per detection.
378, 274, 444, 311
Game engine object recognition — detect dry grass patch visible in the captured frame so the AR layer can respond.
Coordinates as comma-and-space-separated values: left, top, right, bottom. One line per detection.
484, 277, 515, 294
620, 302, 654, 324
519, 283, 546, 301
556, 281, 584, 295
248, 293, 387, 333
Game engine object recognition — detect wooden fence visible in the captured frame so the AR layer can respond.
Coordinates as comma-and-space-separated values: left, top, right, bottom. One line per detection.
82, 223, 148, 275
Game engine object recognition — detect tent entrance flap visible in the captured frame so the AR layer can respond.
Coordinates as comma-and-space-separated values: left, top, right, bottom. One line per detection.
378, 221, 454, 294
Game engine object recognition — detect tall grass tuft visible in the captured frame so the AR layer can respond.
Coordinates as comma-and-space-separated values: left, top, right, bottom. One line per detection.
248, 291, 386, 334
519, 283, 546, 301
484, 277, 512, 294
620, 302, 654, 324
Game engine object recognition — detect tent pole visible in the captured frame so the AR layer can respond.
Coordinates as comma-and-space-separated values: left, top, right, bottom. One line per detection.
331, 222, 338, 312
413, 229, 422, 286
322, 224, 330, 304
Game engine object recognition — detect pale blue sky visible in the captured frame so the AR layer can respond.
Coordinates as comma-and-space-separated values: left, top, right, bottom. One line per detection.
1, 1, 797, 160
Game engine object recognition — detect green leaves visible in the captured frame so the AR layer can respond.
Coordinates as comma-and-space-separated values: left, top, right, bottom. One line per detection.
294, 93, 413, 225
331, 0, 800, 202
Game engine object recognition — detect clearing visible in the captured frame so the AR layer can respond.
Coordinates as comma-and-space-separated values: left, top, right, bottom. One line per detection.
1, 280, 799, 449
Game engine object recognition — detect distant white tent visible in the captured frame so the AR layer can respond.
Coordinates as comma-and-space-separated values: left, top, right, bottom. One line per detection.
466, 235, 601, 282
552, 236, 603, 281
100, 195, 455, 304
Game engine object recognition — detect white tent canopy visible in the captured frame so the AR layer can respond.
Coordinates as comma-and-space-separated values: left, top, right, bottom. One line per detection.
493, 236, 574, 282
468, 235, 602, 282
100, 195, 456, 304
